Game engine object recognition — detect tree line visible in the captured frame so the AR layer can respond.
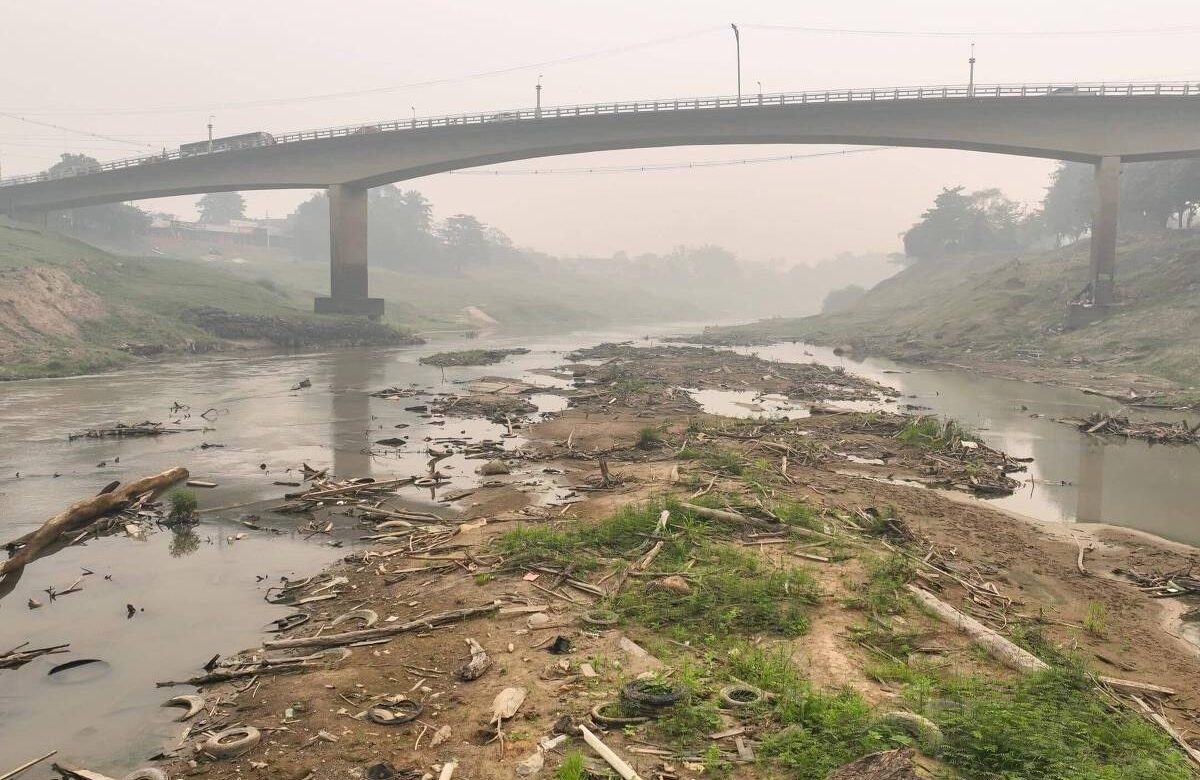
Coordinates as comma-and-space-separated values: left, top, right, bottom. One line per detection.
903, 158, 1200, 259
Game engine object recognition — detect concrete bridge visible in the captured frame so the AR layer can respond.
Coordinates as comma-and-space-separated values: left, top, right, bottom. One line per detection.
5, 81, 1200, 316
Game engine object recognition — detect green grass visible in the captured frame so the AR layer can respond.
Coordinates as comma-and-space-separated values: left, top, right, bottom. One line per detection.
555, 752, 586, 780
0, 219, 407, 380
1083, 601, 1108, 637
934, 666, 1192, 780
612, 543, 820, 640
636, 426, 664, 449
853, 552, 915, 616
896, 416, 974, 449
496, 498, 823, 642
727, 643, 1193, 780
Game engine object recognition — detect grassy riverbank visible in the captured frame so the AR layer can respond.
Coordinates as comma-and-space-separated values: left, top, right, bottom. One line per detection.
0, 219, 415, 380
694, 233, 1200, 392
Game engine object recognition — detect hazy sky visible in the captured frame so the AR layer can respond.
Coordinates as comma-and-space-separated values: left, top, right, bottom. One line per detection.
4, 1, 1199, 264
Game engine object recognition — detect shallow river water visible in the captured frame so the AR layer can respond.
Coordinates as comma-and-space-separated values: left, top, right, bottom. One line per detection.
1, 325, 1198, 770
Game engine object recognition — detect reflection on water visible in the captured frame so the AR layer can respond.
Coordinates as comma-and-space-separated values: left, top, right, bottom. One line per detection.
728, 341, 1200, 546
0, 322, 706, 771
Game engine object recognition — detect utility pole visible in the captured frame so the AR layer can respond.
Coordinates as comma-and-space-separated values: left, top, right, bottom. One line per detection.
968, 43, 976, 97
731, 24, 742, 106
207, 116, 214, 153
536, 74, 543, 118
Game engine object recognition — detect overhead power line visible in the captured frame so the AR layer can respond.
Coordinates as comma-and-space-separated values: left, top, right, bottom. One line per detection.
742, 22, 1200, 38
1, 27, 724, 117
447, 146, 892, 176
0, 113, 154, 148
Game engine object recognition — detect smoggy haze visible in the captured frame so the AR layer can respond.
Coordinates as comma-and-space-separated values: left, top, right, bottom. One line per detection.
4, 0, 1198, 263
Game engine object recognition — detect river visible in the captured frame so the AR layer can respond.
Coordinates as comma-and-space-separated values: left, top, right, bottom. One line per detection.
1, 325, 1198, 770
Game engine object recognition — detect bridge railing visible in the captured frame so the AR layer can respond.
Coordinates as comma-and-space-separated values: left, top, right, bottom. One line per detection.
3, 81, 1196, 188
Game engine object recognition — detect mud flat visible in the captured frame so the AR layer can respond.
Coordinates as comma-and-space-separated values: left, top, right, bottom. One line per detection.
9, 343, 1200, 780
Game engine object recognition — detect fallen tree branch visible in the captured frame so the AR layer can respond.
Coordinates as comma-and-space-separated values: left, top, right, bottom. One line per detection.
905, 584, 1048, 673
263, 601, 501, 650
1, 467, 188, 578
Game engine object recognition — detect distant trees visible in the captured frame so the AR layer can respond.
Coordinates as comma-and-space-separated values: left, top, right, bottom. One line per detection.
46, 153, 150, 241
197, 192, 247, 224
1038, 159, 1200, 247
902, 186, 1033, 259
821, 284, 867, 313
286, 185, 513, 273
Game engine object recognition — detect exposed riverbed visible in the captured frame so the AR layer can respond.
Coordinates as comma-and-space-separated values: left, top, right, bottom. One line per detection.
2, 325, 1199, 770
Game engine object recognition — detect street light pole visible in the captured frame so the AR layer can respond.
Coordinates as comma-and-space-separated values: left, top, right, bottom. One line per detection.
731, 24, 742, 106
411, 106, 416, 128
536, 74, 543, 118
968, 43, 976, 97
207, 116, 214, 153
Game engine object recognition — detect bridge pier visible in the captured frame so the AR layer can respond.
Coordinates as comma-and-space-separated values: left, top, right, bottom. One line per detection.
1088, 155, 1120, 307
314, 184, 384, 319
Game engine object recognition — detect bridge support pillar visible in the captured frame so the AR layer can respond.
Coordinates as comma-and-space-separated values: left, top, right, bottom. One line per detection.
1088, 155, 1120, 307
314, 184, 384, 319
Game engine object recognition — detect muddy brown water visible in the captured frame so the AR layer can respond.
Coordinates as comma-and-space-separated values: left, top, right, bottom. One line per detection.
1, 326, 1198, 771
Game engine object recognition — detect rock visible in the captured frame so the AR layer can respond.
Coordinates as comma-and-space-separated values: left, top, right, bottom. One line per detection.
526, 612, 551, 628
479, 460, 511, 476
827, 748, 924, 779
430, 725, 453, 747
515, 748, 544, 776
654, 575, 692, 594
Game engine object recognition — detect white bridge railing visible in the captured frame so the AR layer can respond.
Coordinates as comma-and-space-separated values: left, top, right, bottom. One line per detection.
2, 81, 1196, 188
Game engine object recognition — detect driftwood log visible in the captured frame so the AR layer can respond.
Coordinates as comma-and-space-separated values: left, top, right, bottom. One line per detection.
905, 584, 1049, 673
1, 467, 188, 578
263, 601, 501, 650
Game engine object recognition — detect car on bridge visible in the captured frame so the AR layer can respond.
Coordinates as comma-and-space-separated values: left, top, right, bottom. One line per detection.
179, 131, 277, 156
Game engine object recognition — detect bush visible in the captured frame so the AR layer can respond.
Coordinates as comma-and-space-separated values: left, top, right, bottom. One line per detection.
168, 489, 198, 519
636, 427, 664, 449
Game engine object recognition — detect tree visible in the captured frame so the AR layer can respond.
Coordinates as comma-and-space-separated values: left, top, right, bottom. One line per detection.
903, 186, 1027, 259
197, 192, 247, 224
437, 214, 490, 271
44, 153, 150, 241
288, 192, 330, 262
821, 284, 867, 313
48, 152, 101, 178
1041, 162, 1092, 246
368, 186, 440, 271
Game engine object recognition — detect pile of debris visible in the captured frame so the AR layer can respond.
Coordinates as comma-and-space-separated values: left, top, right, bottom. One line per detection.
1059, 413, 1200, 444
1114, 566, 1200, 598
419, 348, 530, 367
68, 421, 199, 441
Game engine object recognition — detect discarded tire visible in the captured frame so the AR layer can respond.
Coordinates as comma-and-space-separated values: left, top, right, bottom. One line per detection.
368, 697, 423, 725
620, 678, 689, 708
719, 683, 764, 708
266, 612, 309, 632
122, 770, 168, 780
590, 701, 651, 727
581, 608, 619, 627
875, 711, 944, 754
204, 725, 261, 759
162, 693, 205, 721
331, 608, 379, 629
